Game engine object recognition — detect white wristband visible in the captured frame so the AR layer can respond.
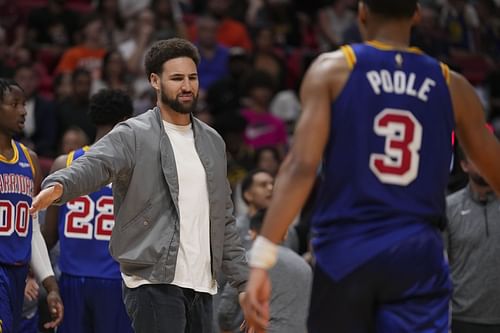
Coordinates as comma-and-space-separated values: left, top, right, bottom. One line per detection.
249, 236, 278, 270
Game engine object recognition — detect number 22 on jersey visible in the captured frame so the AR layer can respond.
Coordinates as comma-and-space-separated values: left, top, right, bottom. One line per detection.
64, 195, 114, 240
369, 108, 423, 186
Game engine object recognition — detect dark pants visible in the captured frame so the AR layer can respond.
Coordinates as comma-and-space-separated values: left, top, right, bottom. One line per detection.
452, 320, 500, 333
308, 227, 451, 333
123, 283, 213, 333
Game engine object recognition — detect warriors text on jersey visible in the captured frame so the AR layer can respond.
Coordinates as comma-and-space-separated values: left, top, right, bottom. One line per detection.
0, 141, 35, 265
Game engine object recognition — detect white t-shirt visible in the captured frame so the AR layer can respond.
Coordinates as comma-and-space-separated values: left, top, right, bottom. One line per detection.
122, 120, 217, 294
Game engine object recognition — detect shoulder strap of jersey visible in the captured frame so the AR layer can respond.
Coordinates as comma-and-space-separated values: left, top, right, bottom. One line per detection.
66, 146, 90, 167
440, 62, 451, 86
19, 143, 35, 176
340, 45, 357, 70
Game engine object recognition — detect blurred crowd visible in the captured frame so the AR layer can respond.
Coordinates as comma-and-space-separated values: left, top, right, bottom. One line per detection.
1, 0, 499, 194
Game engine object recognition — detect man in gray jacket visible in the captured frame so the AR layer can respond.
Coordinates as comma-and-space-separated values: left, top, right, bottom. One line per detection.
30, 38, 248, 333
445, 144, 500, 333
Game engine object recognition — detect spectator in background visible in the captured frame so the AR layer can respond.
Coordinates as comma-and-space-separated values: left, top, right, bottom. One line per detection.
96, 0, 127, 48
60, 127, 89, 155
189, 0, 253, 52
445, 143, 500, 333
55, 13, 106, 80
13, 63, 58, 158
236, 169, 275, 249
0, 27, 14, 77
475, 0, 500, 63
91, 49, 131, 95
119, 8, 156, 100
196, 15, 229, 95
206, 47, 251, 116
317, 0, 357, 51
254, 146, 281, 177
56, 68, 95, 143
52, 73, 73, 103
151, 0, 188, 40
411, 3, 450, 60
218, 209, 311, 333
440, 0, 480, 54
240, 70, 287, 154
26, 0, 78, 54
251, 26, 285, 90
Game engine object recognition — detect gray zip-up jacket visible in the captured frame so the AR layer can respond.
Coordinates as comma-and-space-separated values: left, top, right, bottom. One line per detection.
445, 185, 500, 324
42, 108, 248, 292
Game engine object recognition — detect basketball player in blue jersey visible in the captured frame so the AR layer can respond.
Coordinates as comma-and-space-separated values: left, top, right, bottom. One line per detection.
42, 89, 133, 333
0, 79, 63, 333
241, 1, 500, 332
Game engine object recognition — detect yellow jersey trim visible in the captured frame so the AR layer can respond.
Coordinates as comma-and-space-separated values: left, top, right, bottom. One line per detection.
0, 140, 19, 164
66, 151, 75, 167
20, 143, 35, 176
366, 40, 423, 54
340, 45, 357, 70
66, 145, 90, 167
440, 62, 451, 86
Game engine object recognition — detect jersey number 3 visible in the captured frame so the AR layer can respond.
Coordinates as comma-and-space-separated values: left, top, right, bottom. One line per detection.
64, 196, 114, 241
369, 109, 422, 186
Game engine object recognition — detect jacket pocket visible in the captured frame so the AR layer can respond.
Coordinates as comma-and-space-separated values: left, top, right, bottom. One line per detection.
120, 201, 153, 231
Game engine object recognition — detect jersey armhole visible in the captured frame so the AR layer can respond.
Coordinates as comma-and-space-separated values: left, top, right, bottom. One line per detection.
340, 45, 357, 70
20, 143, 35, 176
66, 151, 75, 167
440, 62, 451, 86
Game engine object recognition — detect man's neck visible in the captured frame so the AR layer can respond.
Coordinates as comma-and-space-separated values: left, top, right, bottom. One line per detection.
469, 181, 494, 202
0, 133, 14, 159
365, 21, 412, 48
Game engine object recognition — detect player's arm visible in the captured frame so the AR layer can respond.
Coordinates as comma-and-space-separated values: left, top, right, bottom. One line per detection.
259, 51, 349, 245
241, 51, 351, 332
42, 155, 67, 250
450, 71, 500, 196
28, 151, 64, 328
30, 123, 136, 214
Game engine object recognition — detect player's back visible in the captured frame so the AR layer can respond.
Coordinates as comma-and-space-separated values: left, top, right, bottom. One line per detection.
58, 147, 121, 279
0, 141, 35, 265
312, 42, 454, 280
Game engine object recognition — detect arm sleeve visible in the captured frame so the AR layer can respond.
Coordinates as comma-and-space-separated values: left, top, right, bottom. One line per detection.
42, 123, 136, 204
30, 213, 55, 282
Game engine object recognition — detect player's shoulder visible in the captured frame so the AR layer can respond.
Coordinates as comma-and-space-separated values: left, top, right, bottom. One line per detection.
309, 49, 351, 78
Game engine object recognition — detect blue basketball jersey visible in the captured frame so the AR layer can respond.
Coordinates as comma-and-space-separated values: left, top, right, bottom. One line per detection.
312, 42, 455, 281
0, 141, 34, 265
58, 147, 121, 279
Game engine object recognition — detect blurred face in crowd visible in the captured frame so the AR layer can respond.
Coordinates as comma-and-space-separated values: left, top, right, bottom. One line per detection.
83, 18, 105, 44
0, 85, 27, 136
208, 0, 230, 18
153, 57, 199, 114
244, 172, 274, 211
72, 72, 92, 102
61, 128, 89, 154
14, 67, 38, 99
197, 16, 219, 49
104, 51, 126, 78
250, 86, 273, 108
461, 158, 489, 187
256, 149, 280, 176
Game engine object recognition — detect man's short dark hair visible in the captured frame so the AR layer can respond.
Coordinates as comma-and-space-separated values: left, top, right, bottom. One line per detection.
240, 169, 272, 205
0, 78, 22, 102
144, 38, 200, 80
362, 0, 418, 18
88, 89, 133, 126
